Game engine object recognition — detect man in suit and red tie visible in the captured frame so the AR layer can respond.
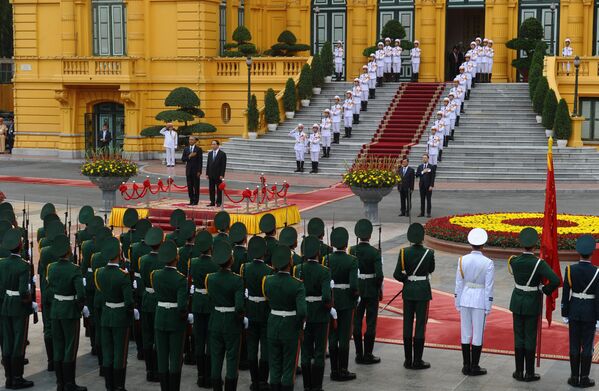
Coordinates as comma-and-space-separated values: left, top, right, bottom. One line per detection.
181, 136, 203, 205
206, 140, 227, 207
398, 158, 415, 217
416, 154, 436, 218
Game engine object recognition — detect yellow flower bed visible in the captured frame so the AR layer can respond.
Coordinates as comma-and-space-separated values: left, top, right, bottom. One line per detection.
449, 213, 599, 235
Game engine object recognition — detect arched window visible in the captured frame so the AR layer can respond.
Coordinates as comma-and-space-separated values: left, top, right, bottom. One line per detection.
92, 0, 127, 56
221, 103, 231, 124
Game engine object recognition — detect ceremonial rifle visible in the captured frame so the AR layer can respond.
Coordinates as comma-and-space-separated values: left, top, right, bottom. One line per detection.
64, 197, 69, 234
30, 224, 38, 324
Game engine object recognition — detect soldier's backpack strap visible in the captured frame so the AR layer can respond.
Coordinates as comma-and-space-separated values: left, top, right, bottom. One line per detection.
459, 257, 464, 279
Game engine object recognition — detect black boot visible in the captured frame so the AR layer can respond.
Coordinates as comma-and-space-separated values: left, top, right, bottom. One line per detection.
438, 149, 443, 162
470, 345, 487, 376
326, 147, 331, 157
580, 355, 595, 388
460, 103, 465, 114
103, 367, 114, 391
11, 357, 34, 389
348, 127, 352, 138
158, 373, 168, 391
3, 356, 12, 389
212, 378, 223, 391
301, 364, 311, 391
371, 89, 376, 99
461, 344, 471, 375
224, 377, 237, 391
170, 372, 182, 391
55, 361, 64, 391
343, 127, 349, 138
310, 364, 324, 391
415, 73, 419, 82
309, 162, 316, 174
258, 360, 269, 391
314, 162, 319, 174
196, 354, 205, 388
364, 101, 368, 111
354, 334, 364, 364
44, 338, 55, 371
403, 338, 413, 369
203, 355, 212, 388
363, 335, 381, 364
337, 348, 356, 381
356, 114, 360, 124
360, 101, 365, 111
300, 161, 304, 173
489, 73, 492, 83
144, 349, 159, 382
249, 361, 260, 391
63, 361, 87, 391
294, 161, 301, 172
524, 350, 540, 382
368, 89, 373, 99
329, 347, 340, 381
512, 348, 525, 381
568, 353, 580, 387
322, 147, 327, 158
97, 347, 104, 377
113, 368, 127, 391
411, 338, 430, 370
455, 116, 460, 126
134, 322, 144, 360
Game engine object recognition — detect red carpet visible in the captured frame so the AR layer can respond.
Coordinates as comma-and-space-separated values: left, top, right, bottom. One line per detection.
374, 278, 598, 362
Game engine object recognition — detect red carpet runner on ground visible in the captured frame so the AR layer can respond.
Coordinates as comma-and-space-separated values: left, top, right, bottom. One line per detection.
359, 82, 444, 160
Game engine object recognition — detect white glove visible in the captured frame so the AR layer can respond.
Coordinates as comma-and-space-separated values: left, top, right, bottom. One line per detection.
563, 317, 569, 324
357, 296, 361, 305
134, 308, 140, 320
82, 277, 87, 287
132, 280, 137, 289
190, 285, 195, 294
595, 320, 599, 330
28, 283, 31, 291
243, 317, 249, 329
187, 313, 194, 324
245, 289, 249, 299
32, 302, 38, 312
330, 280, 335, 289
303, 321, 306, 330
82, 306, 90, 318
330, 308, 338, 320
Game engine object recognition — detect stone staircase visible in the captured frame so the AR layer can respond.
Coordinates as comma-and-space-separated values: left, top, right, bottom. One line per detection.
221, 81, 402, 178
410, 83, 599, 182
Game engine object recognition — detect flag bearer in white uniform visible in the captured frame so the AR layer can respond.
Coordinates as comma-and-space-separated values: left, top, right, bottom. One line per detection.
375, 43, 385, 87
334, 41, 344, 81
392, 39, 403, 82
486, 40, 495, 83
320, 109, 332, 158
331, 96, 342, 144
160, 122, 178, 167
383, 37, 393, 82
309, 124, 321, 174
426, 127, 440, 165
359, 66, 370, 111
352, 79, 362, 125
562, 38, 574, 75
410, 41, 421, 82
367, 55, 378, 99
343, 91, 354, 138
289, 124, 307, 173
455, 228, 494, 377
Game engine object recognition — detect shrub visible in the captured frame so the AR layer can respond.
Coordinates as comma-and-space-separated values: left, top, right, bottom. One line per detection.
283, 78, 296, 112
554, 99, 572, 140
232, 25, 252, 43
321, 41, 334, 77
223, 25, 257, 57
533, 77, 548, 115
264, 88, 280, 125
362, 19, 412, 57
528, 61, 542, 100
311, 53, 324, 88
297, 64, 313, 100
542, 89, 558, 130
247, 94, 259, 132
506, 18, 545, 73
269, 30, 311, 56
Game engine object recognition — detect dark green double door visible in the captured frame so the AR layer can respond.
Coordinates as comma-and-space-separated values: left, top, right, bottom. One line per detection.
85, 102, 124, 152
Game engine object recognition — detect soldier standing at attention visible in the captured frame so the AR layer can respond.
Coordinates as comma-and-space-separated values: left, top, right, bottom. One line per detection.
454, 228, 494, 376
263, 245, 306, 391
47, 234, 87, 391
383, 37, 393, 82
214, 212, 231, 242
177, 220, 196, 277
367, 55, 377, 99
119, 208, 138, 268
342, 91, 354, 139
290, 123, 307, 173
279, 227, 302, 267
91, 226, 113, 376
95, 237, 133, 391
230, 222, 249, 371
351, 79, 362, 125
330, 98, 342, 145
259, 214, 278, 266
351, 219, 383, 365
326, 227, 358, 382
508, 228, 559, 382
334, 41, 344, 81
375, 42, 385, 87
392, 39, 403, 82
393, 223, 435, 370
151, 240, 189, 391
308, 124, 321, 174
359, 66, 369, 112
320, 110, 332, 158
294, 235, 331, 391
562, 235, 599, 388
410, 41, 421, 82
308, 218, 332, 265
241, 236, 273, 391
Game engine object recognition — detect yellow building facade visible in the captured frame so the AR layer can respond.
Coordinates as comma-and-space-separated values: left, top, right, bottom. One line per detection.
10, 0, 599, 157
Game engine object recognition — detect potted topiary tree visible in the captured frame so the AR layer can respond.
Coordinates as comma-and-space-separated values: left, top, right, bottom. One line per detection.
542, 88, 558, 137
533, 76, 548, 123
554, 98, 572, 147
267, 30, 311, 56
264, 88, 280, 131
311, 53, 324, 95
528, 61, 542, 101
506, 18, 545, 80
283, 78, 297, 119
362, 20, 413, 58
247, 94, 259, 139
321, 42, 334, 83
223, 25, 258, 57
298, 63, 313, 107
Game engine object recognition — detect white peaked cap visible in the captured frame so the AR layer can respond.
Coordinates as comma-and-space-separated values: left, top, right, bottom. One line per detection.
565, 38, 571, 42
370, 53, 376, 57
312, 123, 320, 129
431, 126, 438, 130
475, 37, 482, 41
334, 95, 340, 99
362, 65, 368, 69
443, 97, 450, 101
437, 111, 444, 115
468, 228, 488, 246
378, 42, 384, 46
395, 39, 401, 42
470, 41, 476, 45
354, 78, 360, 81
385, 37, 391, 41
346, 90, 353, 94
414, 40, 420, 44
298, 123, 304, 127
483, 38, 489, 42
324, 109, 330, 113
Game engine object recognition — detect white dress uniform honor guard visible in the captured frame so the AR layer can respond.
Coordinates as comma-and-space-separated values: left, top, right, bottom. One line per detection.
455, 228, 495, 377
321, 110, 332, 158
410, 41, 421, 81
160, 123, 178, 167
334, 41, 344, 81
309, 124, 322, 174
331, 96, 342, 144
290, 124, 308, 173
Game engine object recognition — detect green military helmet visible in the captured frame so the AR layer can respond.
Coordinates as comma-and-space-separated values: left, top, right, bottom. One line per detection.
576, 235, 596, 256
51, 234, 71, 258
271, 245, 292, 269
0, 202, 14, 216
102, 237, 121, 261
279, 226, 298, 247
169, 209, 186, 229
0, 219, 12, 238
229, 222, 247, 244
519, 227, 539, 248
214, 211, 231, 232
94, 227, 113, 246
212, 240, 233, 266
407, 223, 425, 244
247, 236, 267, 260
354, 219, 373, 240
302, 235, 320, 259
194, 230, 213, 254
78, 205, 95, 225
46, 220, 66, 241
308, 218, 325, 237
145, 227, 164, 247
0, 208, 15, 224
40, 202, 56, 220
179, 220, 197, 242
158, 240, 178, 264
259, 213, 276, 234
132, 218, 152, 242
213, 234, 231, 246
331, 227, 349, 249
2, 228, 22, 251
122, 208, 139, 228
87, 216, 105, 236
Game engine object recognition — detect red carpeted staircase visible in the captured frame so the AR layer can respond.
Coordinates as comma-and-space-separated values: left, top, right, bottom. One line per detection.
358, 82, 444, 160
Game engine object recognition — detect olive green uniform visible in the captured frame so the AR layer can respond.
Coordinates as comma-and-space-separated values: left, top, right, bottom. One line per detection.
80, 239, 98, 353
232, 245, 248, 274
91, 251, 108, 369
264, 236, 278, 266
139, 251, 163, 379
129, 240, 150, 358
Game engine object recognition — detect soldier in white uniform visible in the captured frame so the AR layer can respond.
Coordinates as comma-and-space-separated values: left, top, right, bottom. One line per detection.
466, 52, 477, 90
375, 42, 385, 87
466, 42, 478, 87
392, 39, 403, 82
410, 40, 421, 82
562, 38, 574, 75
320, 109, 333, 158
454, 228, 494, 377
442, 97, 456, 139
451, 79, 465, 119
486, 40, 495, 83
426, 127, 440, 165
352, 79, 362, 125
289, 123, 308, 173
383, 37, 393, 82
478, 39, 489, 83
334, 41, 344, 81
359, 66, 370, 111
331, 96, 342, 144
433, 111, 448, 148
309, 124, 321, 173
343, 91, 354, 138
367, 54, 378, 98
460, 61, 472, 100
160, 122, 178, 167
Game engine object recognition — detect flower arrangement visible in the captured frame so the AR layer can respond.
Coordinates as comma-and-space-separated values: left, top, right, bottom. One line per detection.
343, 157, 401, 189
426, 212, 599, 250
81, 148, 138, 178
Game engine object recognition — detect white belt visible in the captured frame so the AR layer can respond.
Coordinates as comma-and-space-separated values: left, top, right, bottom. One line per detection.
358, 274, 375, 280
157, 302, 178, 309
572, 292, 596, 300
134, 273, 141, 278
145, 288, 155, 293
55, 294, 75, 301
248, 296, 266, 303
215, 306, 235, 313
194, 289, 207, 295
105, 302, 125, 308
305, 296, 322, 302
515, 284, 540, 292
271, 310, 297, 317
87, 268, 93, 273
407, 276, 427, 282
5, 290, 20, 296
334, 284, 350, 289
466, 282, 484, 289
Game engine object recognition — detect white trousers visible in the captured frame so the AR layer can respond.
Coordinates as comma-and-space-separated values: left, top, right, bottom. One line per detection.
393, 61, 402, 73
295, 149, 305, 161
368, 75, 376, 89
353, 101, 361, 114
332, 122, 341, 133
376, 62, 384, 77
310, 150, 319, 162
460, 307, 486, 345
361, 89, 369, 101
384, 61, 392, 73
412, 60, 420, 73
322, 135, 331, 147
428, 153, 438, 165
165, 148, 176, 166
344, 115, 353, 127
487, 62, 493, 74
335, 61, 343, 73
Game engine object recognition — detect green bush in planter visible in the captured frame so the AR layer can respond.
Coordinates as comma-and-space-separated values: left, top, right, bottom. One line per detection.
264, 88, 280, 125
298, 64, 313, 100
321, 41, 334, 77
362, 20, 412, 57
283, 78, 297, 113
533, 77, 548, 115
542, 89, 558, 130
528, 61, 542, 100
269, 30, 311, 56
506, 18, 545, 73
311, 53, 324, 88
554, 99, 572, 140
247, 94, 259, 132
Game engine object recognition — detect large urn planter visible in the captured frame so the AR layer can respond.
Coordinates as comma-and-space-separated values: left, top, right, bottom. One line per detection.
545, 129, 553, 138
248, 131, 258, 140
350, 186, 393, 223
312, 87, 322, 95
267, 123, 278, 132
535, 115, 542, 124
557, 139, 568, 148
89, 176, 131, 213
285, 111, 295, 120
300, 99, 311, 107
324, 76, 333, 83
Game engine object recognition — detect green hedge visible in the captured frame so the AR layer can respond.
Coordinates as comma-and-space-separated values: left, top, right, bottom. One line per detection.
264, 88, 280, 125
542, 89, 558, 130
297, 64, 313, 100
533, 77, 548, 115
283, 78, 296, 112
554, 99, 572, 140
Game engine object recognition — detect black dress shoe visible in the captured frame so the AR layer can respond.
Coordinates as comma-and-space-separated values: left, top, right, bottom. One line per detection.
207, 203, 215, 207
426, 214, 432, 218
216, 204, 221, 208
418, 214, 424, 217
399, 213, 406, 216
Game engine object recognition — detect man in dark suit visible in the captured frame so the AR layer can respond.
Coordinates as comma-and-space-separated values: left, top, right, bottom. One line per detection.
99, 123, 112, 149
181, 136, 203, 205
398, 158, 415, 216
447, 46, 464, 81
206, 139, 227, 207
416, 154, 436, 218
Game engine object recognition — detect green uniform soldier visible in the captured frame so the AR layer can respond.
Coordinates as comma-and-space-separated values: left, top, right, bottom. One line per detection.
279, 227, 302, 266
176, 220, 197, 366
350, 219, 383, 365
0, 219, 12, 387
214, 212, 231, 243
241, 236, 273, 391
325, 227, 358, 382
47, 234, 87, 391
76, 206, 95, 255
139, 227, 165, 382
91, 226, 112, 374
260, 214, 278, 265
151, 240, 189, 391
294, 235, 331, 391
94, 237, 133, 391
37, 203, 56, 242
1, 228, 34, 389
189, 230, 218, 388
263, 245, 306, 390
230, 222, 249, 371
508, 227, 559, 382
119, 208, 138, 268
206, 241, 245, 390
308, 218, 333, 264
166, 209, 187, 247
393, 223, 435, 370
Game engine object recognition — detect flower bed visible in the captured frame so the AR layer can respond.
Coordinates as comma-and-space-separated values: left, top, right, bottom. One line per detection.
81, 149, 138, 178
343, 156, 401, 189
425, 213, 599, 250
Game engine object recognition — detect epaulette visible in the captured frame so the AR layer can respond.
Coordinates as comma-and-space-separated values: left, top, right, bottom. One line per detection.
566, 265, 572, 287
507, 255, 515, 275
